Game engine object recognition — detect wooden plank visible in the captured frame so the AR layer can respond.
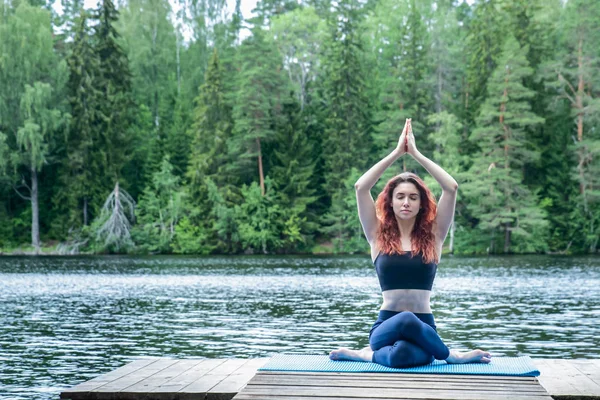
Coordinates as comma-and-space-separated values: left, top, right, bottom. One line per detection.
180, 358, 250, 394
151, 358, 227, 393
570, 359, 600, 386
249, 374, 547, 393
534, 358, 600, 397
235, 396, 544, 400
238, 385, 552, 400
207, 358, 270, 400
236, 396, 548, 400
234, 369, 553, 400
550, 359, 600, 396
256, 370, 537, 382
532, 359, 588, 397
90, 358, 180, 394
120, 359, 205, 394
60, 358, 159, 397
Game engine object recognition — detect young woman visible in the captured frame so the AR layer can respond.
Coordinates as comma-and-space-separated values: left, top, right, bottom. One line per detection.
329, 118, 491, 368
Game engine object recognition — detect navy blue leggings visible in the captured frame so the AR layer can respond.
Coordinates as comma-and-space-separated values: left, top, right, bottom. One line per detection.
369, 310, 450, 368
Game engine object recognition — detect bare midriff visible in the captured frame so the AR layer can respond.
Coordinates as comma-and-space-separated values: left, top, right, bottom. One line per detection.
380, 289, 432, 314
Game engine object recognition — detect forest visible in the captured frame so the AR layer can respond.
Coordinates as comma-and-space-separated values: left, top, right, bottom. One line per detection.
0, 0, 598, 255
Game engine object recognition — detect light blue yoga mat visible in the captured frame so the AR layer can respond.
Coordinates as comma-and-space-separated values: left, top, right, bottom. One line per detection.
259, 354, 540, 377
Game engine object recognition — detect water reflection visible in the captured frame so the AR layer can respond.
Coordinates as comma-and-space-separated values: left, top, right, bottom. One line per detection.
0, 254, 599, 399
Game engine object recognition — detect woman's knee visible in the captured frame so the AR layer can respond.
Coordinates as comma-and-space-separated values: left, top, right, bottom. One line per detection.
396, 312, 421, 336
387, 341, 433, 368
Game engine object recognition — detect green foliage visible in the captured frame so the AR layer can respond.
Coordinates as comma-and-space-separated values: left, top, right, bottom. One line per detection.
0, 0, 598, 254
229, 26, 287, 186
187, 48, 233, 193
132, 157, 184, 253
269, 6, 327, 110
321, 168, 370, 254
117, 0, 178, 130
321, 0, 374, 200
93, 0, 135, 182
0, 3, 59, 134
172, 217, 212, 254
462, 36, 548, 253
464, 0, 509, 121
270, 93, 320, 251
16, 82, 65, 171
56, 10, 104, 231
205, 177, 240, 253
234, 177, 284, 254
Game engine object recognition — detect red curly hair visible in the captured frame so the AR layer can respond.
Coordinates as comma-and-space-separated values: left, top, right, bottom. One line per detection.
375, 172, 439, 264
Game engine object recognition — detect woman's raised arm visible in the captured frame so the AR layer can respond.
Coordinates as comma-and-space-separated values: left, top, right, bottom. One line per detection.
405, 121, 458, 244
354, 119, 409, 244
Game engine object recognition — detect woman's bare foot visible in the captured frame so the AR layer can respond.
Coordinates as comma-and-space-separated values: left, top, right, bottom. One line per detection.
446, 349, 492, 364
329, 346, 374, 362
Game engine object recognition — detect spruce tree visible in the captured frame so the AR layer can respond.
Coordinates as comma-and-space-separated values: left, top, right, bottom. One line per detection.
185, 48, 233, 251
320, 0, 373, 251
271, 92, 319, 251
369, 0, 412, 156
229, 26, 287, 195
187, 48, 233, 194
93, 0, 134, 183
544, 0, 600, 252
58, 10, 104, 230
370, 0, 432, 156
164, 96, 192, 178
463, 36, 547, 253
132, 156, 184, 253
464, 0, 509, 125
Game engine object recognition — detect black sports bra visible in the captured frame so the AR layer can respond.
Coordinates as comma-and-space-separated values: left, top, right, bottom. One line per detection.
374, 251, 437, 291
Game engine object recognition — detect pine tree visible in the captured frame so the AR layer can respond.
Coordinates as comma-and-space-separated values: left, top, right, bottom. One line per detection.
462, 36, 547, 253
271, 93, 319, 251
320, 0, 374, 250
320, 168, 369, 254
321, 0, 373, 194
93, 0, 135, 183
132, 156, 184, 253
164, 96, 192, 178
544, 0, 600, 252
54, 0, 85, 44
369, 0, 412, 156
187, 48, 233, 195
370, 0, 432, 156
233, 177, 284, 254
229, 26, 287, 195
425, 112, 465, 253
184, 48, 234, 251
204, 177, 240, 254
464, 0, 509, 124
57, 10, 104, 230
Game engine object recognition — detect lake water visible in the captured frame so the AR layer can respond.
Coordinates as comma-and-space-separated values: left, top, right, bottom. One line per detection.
1, 254, 599, 399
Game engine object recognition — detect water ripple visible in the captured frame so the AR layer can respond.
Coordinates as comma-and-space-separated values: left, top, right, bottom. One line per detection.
0, 254, 599, 399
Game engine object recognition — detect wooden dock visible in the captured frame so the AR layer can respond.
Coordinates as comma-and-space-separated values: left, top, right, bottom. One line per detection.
59, 357, 600, 400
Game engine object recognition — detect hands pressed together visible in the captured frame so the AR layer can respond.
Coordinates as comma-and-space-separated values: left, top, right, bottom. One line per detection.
395, 118, 419, 157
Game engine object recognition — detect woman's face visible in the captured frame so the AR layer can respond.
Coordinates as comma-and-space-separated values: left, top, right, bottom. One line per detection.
392, 182, 421, 220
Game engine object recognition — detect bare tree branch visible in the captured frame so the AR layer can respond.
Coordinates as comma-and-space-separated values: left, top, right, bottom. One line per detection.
557, 72, 577, 104
12, 185, 31, 201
